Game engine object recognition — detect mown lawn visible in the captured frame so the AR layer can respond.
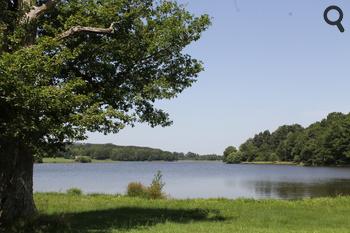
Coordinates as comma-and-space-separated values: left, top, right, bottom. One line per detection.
6, 193, 350, 233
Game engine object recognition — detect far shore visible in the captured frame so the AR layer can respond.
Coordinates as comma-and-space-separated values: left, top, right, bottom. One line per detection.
41, 158, 115, 164
39, 158, 223, 164
241, 161, 350, 167
38, 158, 350, 167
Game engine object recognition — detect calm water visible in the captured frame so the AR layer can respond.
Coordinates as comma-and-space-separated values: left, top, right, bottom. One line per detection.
34, 162, 350, 199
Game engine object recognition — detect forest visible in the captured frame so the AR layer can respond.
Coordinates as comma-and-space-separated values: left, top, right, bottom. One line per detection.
48, 144, 222, 162
224, 112, 350, 166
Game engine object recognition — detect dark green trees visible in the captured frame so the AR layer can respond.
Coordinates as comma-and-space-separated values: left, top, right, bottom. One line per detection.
223, 146, 241, 163
0, 0, 210, 223
52, 143, 222, 162
292, 113, 350, 166
223, 146, 237, 161
225, 150, 242, 164
237, 125, 303, 162
224, 113, 350, 166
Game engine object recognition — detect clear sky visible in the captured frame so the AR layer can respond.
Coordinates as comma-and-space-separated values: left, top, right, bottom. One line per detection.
86, 0, 350, 154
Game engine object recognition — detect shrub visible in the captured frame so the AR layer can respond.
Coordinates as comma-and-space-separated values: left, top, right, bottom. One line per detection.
74, 156, 92, 163
66, 188, 83, 195
126, 171, 166, 199
226, 151, 243, 164
127, 182, 148, 198
147, 170, 166, 199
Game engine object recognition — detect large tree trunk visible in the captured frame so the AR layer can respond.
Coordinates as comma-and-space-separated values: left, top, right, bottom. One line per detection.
0, 0, 38, 225
0, 139, 37, 225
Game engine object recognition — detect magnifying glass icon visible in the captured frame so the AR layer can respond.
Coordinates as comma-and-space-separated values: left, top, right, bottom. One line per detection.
324, 5, 345, 33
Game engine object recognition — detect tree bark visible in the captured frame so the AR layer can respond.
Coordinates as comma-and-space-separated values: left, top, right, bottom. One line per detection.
58, 23, 116, 40
0, 0, 39, 226
0, 139, 37, 225
22, 0, 60, 23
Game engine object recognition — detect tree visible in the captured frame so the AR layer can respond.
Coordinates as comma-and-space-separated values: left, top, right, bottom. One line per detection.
223, 146, 237, 162
0, 0, 210, 223
276, 130, 301, 161
225, 150, 242, 164
230, 112, 350, 166
270, 124, 304, 149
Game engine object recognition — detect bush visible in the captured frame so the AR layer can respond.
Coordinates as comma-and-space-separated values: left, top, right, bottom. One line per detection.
126, 171, 166, 199
226, 151, 242, 164
127, 182, 148, 198
66, 188, 83, 195
223, 146, 238, 162
74, 156, 92, 163
147, 170, 166, 199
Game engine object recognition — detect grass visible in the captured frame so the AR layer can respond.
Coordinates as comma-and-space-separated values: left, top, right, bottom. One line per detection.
42, 158, 115, 164
6, 193, 350, 233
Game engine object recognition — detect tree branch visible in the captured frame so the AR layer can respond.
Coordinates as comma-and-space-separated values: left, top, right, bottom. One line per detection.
23, 0, 60, 23
57, 23, 116, 40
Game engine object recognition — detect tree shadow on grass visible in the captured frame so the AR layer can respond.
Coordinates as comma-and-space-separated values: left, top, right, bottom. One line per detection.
69, 207, 226, 232
6, 207, 226, 233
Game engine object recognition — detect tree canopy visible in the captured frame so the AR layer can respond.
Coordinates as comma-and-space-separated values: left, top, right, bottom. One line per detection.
1, 0, 211, 154
0, 0, 211, 223
224, 112, 350, 166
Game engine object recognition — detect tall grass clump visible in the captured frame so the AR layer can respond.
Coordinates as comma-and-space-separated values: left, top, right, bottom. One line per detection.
127, 182, 148, 198
66, 188, 83, 195
126, 171, 166, 199
147, 170, 166, 199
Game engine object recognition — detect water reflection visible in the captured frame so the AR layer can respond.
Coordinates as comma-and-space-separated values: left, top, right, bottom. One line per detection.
251, 179, 350, 199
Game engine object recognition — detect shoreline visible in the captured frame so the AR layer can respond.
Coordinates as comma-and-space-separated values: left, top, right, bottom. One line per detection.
240, 161, 350, 168
241, 161, 299, 166
40, 158, 116, 164
38, 158, 350, 167
39, 158, 223, 164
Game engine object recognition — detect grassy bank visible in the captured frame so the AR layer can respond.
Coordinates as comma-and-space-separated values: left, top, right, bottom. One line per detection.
8, 193, 350, 233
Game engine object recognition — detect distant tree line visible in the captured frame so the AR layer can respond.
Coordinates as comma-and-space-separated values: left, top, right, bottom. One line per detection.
53, 144, 222, 162
224, 112, 350, 166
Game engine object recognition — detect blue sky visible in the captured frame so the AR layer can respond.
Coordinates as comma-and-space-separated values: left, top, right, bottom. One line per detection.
86, 0, 350, 154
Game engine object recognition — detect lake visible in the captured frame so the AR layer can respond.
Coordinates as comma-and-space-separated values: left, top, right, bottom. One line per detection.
34, 161, 350, 199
